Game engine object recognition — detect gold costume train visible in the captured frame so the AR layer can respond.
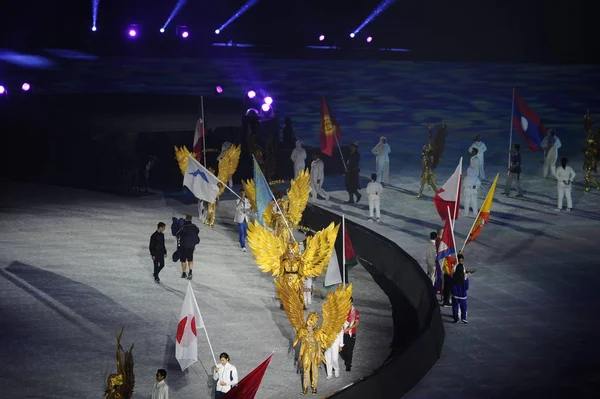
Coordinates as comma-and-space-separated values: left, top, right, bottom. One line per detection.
104, 328, 134, 399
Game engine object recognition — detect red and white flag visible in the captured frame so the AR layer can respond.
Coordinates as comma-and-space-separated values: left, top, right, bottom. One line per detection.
176, 281, 205, 371
433, 158, 462, 222
193, 117, 205, 162
224, 352, 274, 399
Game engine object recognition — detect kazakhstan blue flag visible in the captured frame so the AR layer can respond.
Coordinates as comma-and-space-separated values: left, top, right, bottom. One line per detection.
253, 157, 273, 226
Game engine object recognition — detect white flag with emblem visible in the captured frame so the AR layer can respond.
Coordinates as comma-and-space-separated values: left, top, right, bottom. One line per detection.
183, 155, 220, 203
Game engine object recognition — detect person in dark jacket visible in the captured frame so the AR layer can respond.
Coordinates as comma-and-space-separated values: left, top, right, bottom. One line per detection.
149, 222, 167, 283
176, 215, 200, 280
345, 142, 362, 204
451, 254, 470, 323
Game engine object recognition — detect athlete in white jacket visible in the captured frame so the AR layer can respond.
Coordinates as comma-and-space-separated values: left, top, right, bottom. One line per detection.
290, 140, 307, 178
371, 137, 391, 184
213, 352, 238, 398
324, 325, 346, 379
555, 157, 576, 212
542, 129, 562, 178
233, 189, 252, 251
366, 173, 383, 222
310, 152, 329, 201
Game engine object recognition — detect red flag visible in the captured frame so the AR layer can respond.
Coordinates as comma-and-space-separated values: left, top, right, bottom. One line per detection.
344, 226, 358, 266
433, 159, 462, 221
193, 117, 205, 162
223, 353, 274, 399
320, 97, 341, 156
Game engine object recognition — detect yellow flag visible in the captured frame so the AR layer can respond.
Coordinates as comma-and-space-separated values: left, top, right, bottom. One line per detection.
465, 173, 499, 246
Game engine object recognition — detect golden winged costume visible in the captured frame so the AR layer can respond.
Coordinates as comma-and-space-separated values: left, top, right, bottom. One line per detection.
583, 110, 600, 192
104, 328, 134, 399
242, 169, 311, 241
247, 220, 339, 299
417, 123, 447, 198
277, 280, 353, 395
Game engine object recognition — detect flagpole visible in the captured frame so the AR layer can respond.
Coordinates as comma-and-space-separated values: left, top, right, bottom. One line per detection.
342, 214, 346, 285
333, 130, 347, 172
252, 155, 297, 242
461, 207, 480, 253
201, 95, 207, 168
202, 322, 218, 367
446, 206, 458, 255
508, 87, 515, 169
452, 157, 463, 229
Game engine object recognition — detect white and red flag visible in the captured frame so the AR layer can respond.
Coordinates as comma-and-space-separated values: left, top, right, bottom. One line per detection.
193, 117, 205, 162
433, 158, 463, 222
176, 281, 206, 371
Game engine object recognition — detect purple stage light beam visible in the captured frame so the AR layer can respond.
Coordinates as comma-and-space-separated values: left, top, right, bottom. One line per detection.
351, 0, 397, 36
91, 0, 100, 31
161, 0, 189, 32
216, 0, 260, 34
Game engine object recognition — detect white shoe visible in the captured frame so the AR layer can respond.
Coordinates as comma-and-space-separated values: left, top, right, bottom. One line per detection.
368, 217, 373, 222
376, 218, 380, 222
326, 375, 332, 380
334, 371, 340, 378
242, 247, 247, 252
555, 208, 560, 212
567, 208, 572, 212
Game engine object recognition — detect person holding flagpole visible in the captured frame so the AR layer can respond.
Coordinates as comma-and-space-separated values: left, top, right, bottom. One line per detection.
344, 142, 362, 204
504, 144, 523, 197
234, 189, 252, 251
213, 352, 239, 398
452, 254, 470, 324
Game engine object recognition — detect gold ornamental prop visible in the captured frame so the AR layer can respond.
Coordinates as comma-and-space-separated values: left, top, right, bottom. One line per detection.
104, 327, 134, 399
204, 144, 241, 228
583, 110, 600, 192
417, 123, 447, 198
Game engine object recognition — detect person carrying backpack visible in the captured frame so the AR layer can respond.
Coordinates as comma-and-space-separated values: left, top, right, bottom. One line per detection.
176, 215, 200, 280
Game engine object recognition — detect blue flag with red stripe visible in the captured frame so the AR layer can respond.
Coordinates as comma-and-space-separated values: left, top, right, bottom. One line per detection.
513, 90, 546, 151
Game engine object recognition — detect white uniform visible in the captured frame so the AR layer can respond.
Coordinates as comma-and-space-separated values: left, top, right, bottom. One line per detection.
304, 277, 313, 306
555, 165, 576, 210
290, 141, 306, 178
425, 239, 437, 285
542, 135, 562, 178
324, 327, 345, 378
463, 165, 481, 216
366, 180, 383, 220
371, 139, 391, 184
468, 140, 487, 179
213, 362, 238, 394
151, 380, 169, 399
310, 158, 329, 200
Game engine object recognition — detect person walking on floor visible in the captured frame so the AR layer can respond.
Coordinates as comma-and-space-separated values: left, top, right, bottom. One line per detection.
555, 156, 576, 212
176, 215, 200, 280
425, 231, 437, 286
541, 129, 562, 178
366, 173, 383, 222
452, 254, 470, 324
290, 140, 307, 178
463, 159, 481, 217
468, 134, 487, 180
151, 369, 169, 399
324, 326, 344, 379
213, 352, 238, 399
309, 152, 329, 201
371, 136, 391, 185
234, 189, 252, 251
504, 144, 523, 197
149, 222, 167, 283
340, 297, 360, 372
345, 142, 362, 204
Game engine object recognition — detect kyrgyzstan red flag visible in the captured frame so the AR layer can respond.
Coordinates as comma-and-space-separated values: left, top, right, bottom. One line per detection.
224, 352, 274, 399
433, 158, 462, 221
320, 97, 341, 156
193, 117, 205, 162
176, 281, 205, 371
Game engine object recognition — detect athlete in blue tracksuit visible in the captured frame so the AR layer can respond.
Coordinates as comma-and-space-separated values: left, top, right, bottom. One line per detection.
452, 254, 470, 323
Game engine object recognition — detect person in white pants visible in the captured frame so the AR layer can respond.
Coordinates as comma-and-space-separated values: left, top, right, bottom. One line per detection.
290, 140, 307, 178
463, 160, 481, 217
468, 135, 487, 180
555, 157, 576, 212
541, 129, 562, 178
309, 152, 329, 201
371, 136, 391, 185
366, 173, 383, 222
303, 277, 313, 307
324, 324, 346, 379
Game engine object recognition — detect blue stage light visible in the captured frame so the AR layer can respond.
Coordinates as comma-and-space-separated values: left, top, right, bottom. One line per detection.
216, 0, 260, 35
352, 0, 396, 36
91, 0, 100, 32
161, 0, 189, 32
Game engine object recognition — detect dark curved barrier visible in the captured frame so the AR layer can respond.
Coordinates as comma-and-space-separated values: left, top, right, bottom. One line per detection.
302, 205, 444, 398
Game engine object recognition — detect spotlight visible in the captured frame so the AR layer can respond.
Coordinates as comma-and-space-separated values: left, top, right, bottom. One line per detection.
319, 35, 325, 41
160, 28, 165, 33
261, 103, 271, 112
91, 26, 97, 32
215, 86, 223, 94
215, 29, 220, 34
21, 83, 31, 92
0, 86, 5, 95
247, 90, 256, 99
351, 0, 396, 37
264, 96, 273, 105
366, 36, 373, 43
182, 31, 189, 38
350, 33, 355, 38
216, 0, 260, 36
128, 27, 138, 37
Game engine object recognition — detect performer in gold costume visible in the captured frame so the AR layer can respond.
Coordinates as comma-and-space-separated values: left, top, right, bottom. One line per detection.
104, 328, 134, 399
276, 279, 352, 395
417, 123, 447, 199
583, 110, 600, 192
243, 169, 311, 242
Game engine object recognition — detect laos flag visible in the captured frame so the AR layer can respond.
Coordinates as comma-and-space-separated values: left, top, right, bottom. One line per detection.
513, 90, 546, 151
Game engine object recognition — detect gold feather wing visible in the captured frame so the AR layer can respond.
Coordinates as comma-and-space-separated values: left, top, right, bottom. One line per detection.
217, 144, 241, 195
285, 169, 311, 226
242, 179, 257, 211
262, 200, 277, 228
275, 277, 307, 335
174, 145, 197, 176
317, 283, 353, 350
301, 222, 340, 278
247, 219, 287, 276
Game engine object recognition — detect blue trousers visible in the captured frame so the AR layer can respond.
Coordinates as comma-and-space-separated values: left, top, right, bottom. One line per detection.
237, 220, 248, 248
452, 297, 468, 322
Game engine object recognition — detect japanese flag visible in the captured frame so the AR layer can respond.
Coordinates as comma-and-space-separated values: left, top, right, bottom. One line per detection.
176, 282, 205, 371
